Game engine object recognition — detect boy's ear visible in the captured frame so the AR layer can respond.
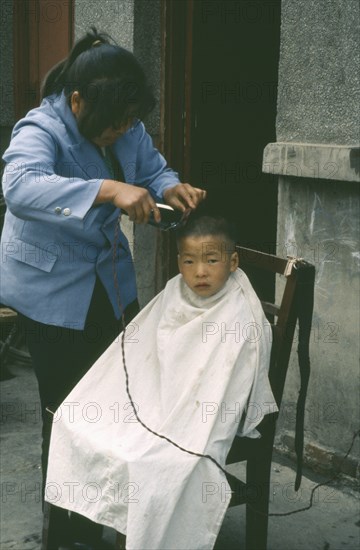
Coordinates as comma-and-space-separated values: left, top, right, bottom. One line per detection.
230, 251, 239, 272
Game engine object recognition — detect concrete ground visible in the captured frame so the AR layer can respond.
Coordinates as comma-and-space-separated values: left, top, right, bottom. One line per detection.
1, 360, 359, 550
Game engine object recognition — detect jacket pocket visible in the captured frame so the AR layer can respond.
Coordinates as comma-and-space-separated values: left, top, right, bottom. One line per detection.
10, 238, 57, 273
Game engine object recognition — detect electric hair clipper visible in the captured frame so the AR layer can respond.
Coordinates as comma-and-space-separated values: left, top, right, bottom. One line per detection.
148, 204, 191, 231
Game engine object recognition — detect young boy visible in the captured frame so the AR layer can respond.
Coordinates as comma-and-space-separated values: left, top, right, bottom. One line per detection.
46, 215, 277, 550
176, 215, 239, 298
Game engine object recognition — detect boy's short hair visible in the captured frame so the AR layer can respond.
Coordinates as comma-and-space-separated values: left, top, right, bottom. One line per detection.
176, 215, 237, 250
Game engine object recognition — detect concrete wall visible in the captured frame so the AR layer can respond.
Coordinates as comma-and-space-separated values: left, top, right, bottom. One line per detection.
267, 0, 360, 477
0, 0, 15, 154
75, 0, 134, 48
0, 1, 14, 127
277, 0, 360, 145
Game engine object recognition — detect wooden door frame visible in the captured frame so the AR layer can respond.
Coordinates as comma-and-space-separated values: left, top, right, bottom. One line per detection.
159, 0, 195, 279
160, 0, 194, 182
13, 0, 74, 120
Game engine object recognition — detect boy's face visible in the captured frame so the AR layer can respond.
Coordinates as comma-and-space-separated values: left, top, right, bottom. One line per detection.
177, 235, 238, 297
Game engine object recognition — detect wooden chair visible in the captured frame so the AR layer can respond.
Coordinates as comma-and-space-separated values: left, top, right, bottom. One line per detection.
115, 246, 315, 550
43, 246, 315, 550
223, 245, 315, 550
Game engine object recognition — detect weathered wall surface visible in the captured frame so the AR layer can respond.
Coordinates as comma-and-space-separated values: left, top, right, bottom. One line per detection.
269, 0, 360, 476
0, 1, 14, 126
276, 0, 360, 145
0, 0, 15, 153
75, 0, 134, 49
275, 176, 359, 475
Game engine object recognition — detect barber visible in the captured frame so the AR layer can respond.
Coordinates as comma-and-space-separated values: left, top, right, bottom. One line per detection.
0, 28, 205, 549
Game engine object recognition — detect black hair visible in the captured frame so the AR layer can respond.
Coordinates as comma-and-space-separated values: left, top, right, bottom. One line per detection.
176, 215, 237, 251
41, 27, 155, 139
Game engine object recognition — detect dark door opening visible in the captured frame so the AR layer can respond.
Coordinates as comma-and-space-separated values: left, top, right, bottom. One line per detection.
163, 0, 281, 300
190, 0, 281, 250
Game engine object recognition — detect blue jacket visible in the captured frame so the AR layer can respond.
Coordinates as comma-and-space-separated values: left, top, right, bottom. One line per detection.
0, 93, 179, 328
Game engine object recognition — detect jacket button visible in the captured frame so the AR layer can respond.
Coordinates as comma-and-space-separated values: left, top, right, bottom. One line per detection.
63, 208, 71, 216
54, 207, 62, 215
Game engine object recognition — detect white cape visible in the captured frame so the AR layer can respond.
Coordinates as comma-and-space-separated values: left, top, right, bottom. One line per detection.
46, 269, 277, 549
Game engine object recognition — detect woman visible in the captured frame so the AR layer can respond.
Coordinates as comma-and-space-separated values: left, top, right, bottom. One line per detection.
0, 28, 205, 549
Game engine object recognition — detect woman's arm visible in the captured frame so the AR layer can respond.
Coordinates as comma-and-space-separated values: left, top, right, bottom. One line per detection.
2, 124, 102, 224
95, 179, 161, 223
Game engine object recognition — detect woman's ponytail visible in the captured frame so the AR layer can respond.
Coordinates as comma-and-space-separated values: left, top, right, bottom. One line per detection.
40, 59, 67, 99
40, 27, 111, 100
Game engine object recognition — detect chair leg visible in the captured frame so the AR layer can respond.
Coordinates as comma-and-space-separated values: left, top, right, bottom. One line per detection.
115, 531, 126, 549
41, 502, 58, 550
42, 502, 70, 550
245, 426, 275, 550
245, 457, 271, 550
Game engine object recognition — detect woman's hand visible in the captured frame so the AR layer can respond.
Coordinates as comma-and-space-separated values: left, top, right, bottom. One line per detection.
95, 180, 206, 224
95, 179, 161, 224
163, 183, 207, 212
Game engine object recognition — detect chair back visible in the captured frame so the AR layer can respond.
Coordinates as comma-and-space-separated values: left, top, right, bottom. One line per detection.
236, 246, 312, 406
